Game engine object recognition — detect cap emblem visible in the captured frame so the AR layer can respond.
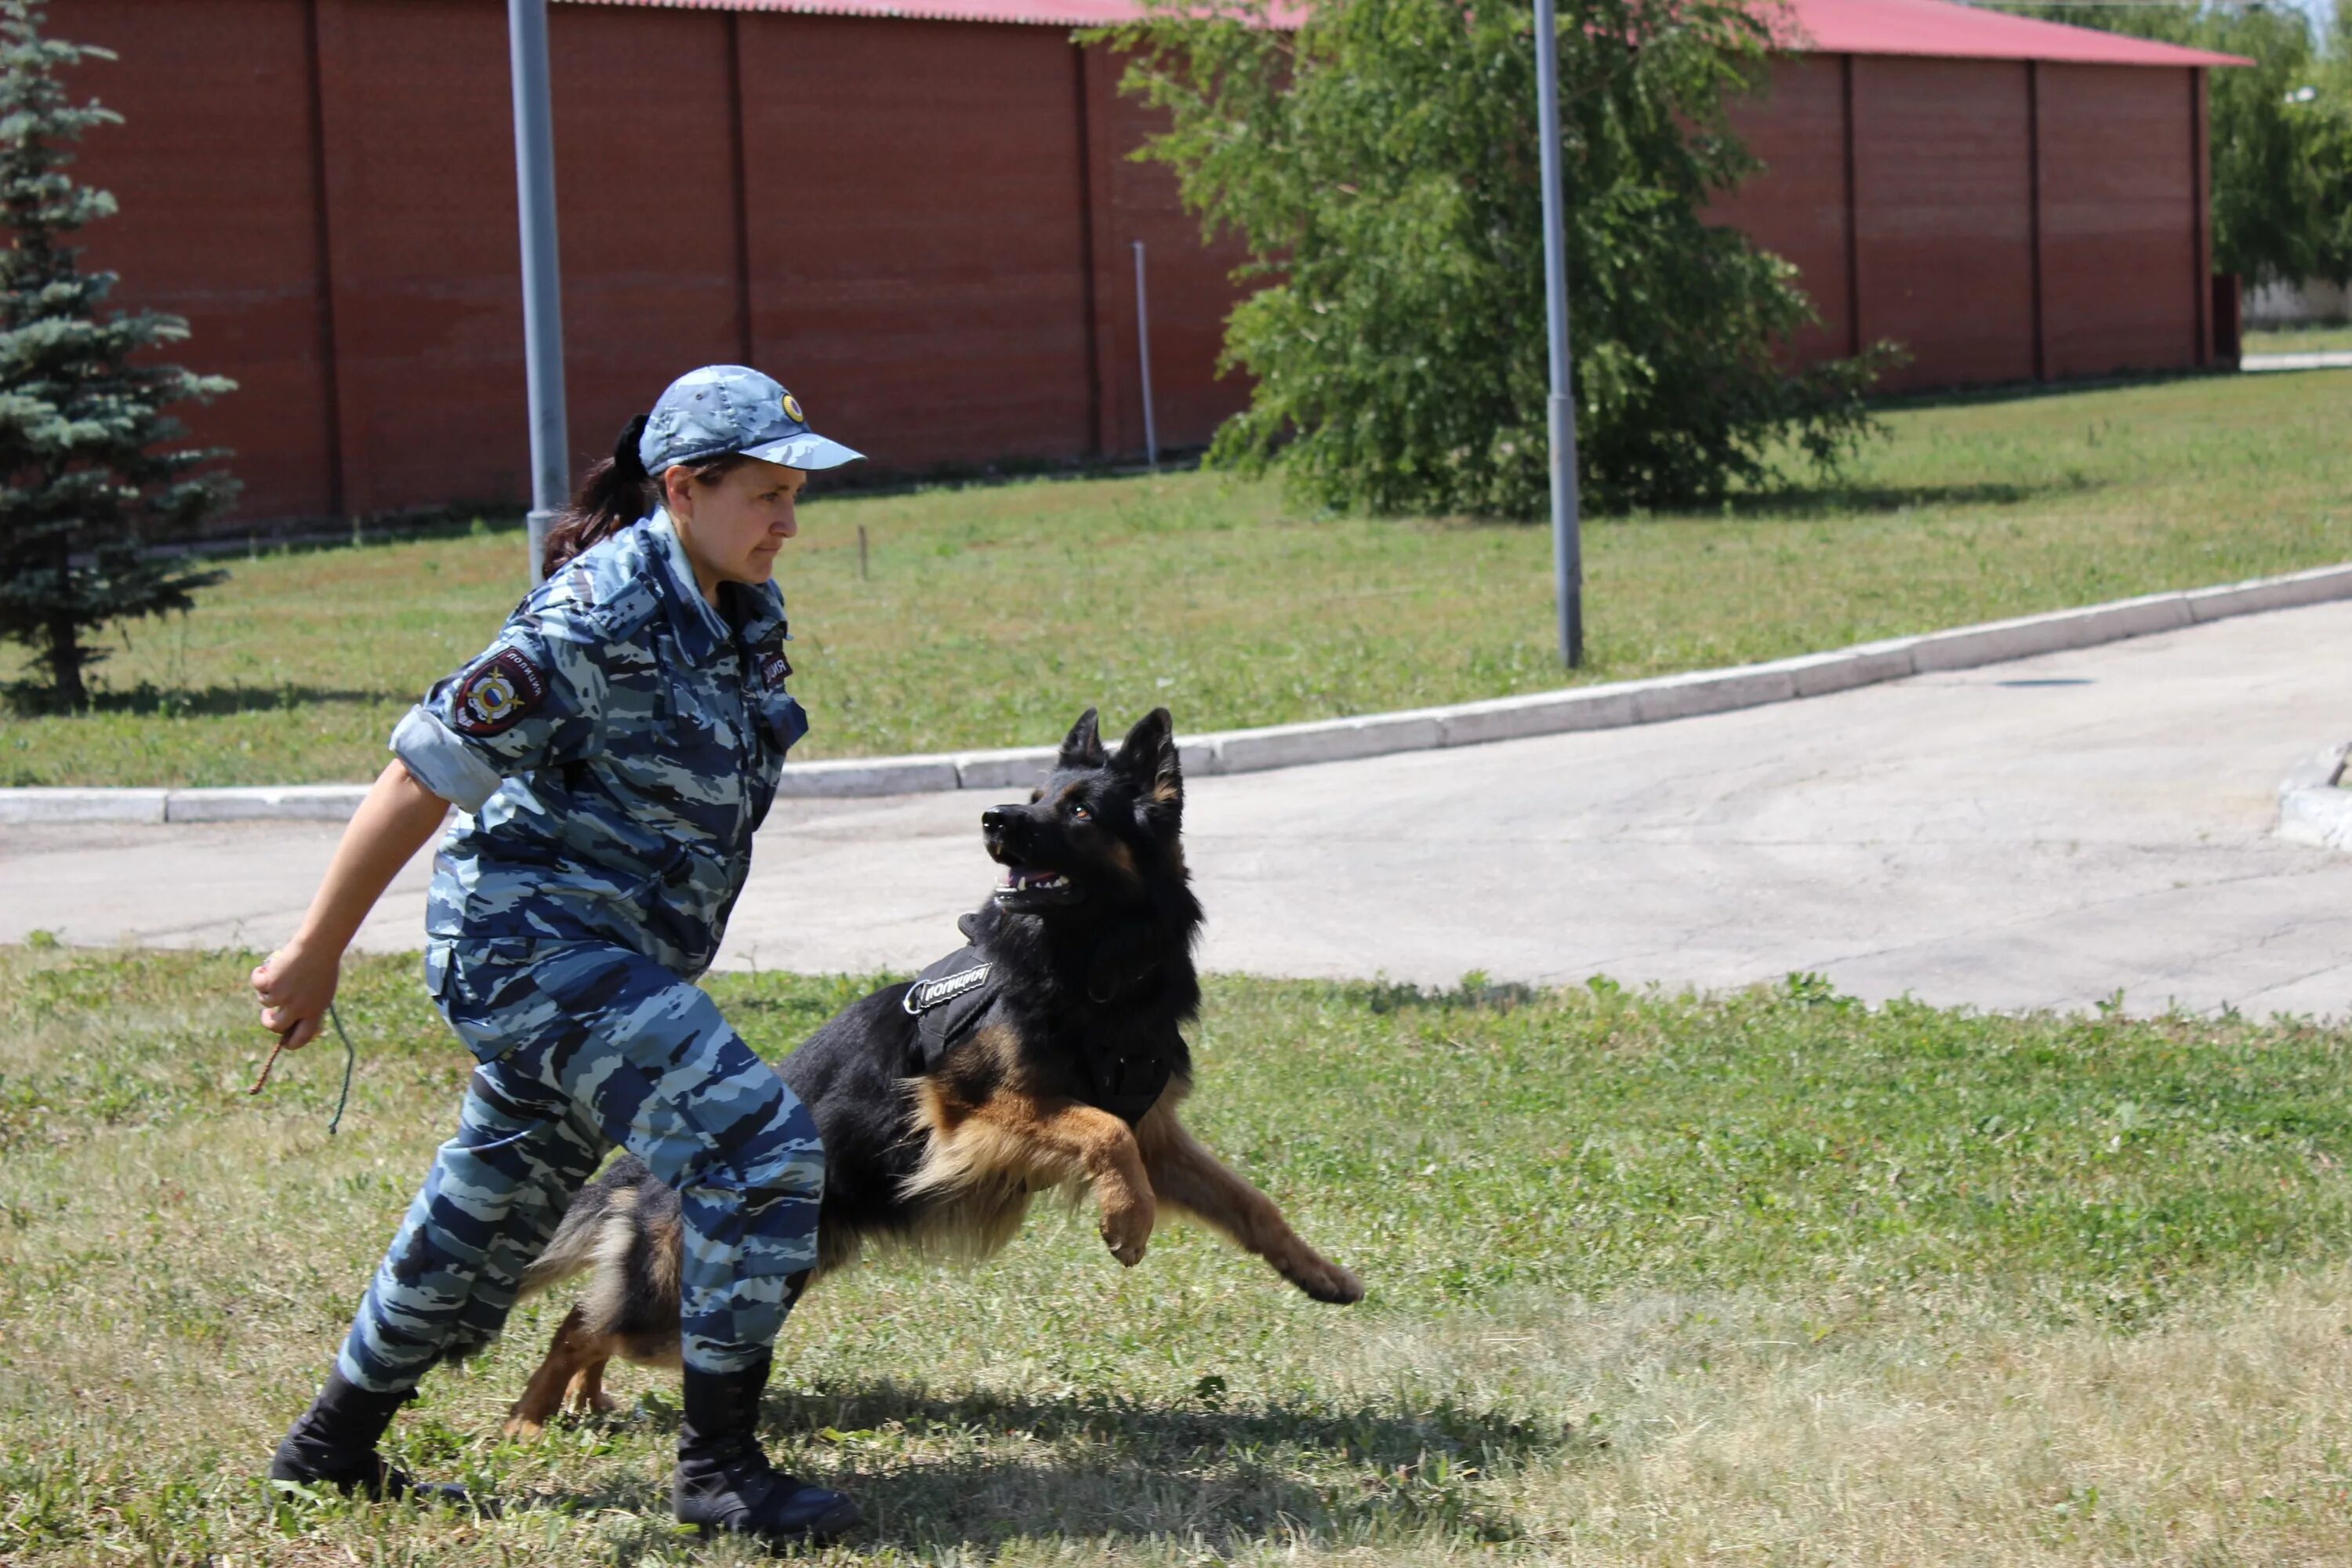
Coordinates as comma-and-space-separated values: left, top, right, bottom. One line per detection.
781, 392, 805, 424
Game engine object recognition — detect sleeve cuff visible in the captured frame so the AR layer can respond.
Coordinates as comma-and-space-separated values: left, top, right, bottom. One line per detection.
390, 704, 505, 815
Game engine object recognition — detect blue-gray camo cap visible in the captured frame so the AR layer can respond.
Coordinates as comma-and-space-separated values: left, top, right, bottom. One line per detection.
639, 365, 864, 474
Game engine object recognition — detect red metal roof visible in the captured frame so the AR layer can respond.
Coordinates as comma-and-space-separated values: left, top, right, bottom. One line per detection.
1766, 0, 2248, 67
561, 0, 2249, 65
557, 0, 1152, 22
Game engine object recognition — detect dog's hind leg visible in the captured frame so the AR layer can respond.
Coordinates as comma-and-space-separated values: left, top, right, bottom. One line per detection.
564, 1355, 617, 1419
1138, 1108, 1363, 1305
505, 1305, 617, 1438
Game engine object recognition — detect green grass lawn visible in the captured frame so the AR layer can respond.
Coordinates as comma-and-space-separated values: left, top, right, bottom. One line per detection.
2245, 324, 2352, 355
6, 948, 2352, 1563
5, 369, 2351, 787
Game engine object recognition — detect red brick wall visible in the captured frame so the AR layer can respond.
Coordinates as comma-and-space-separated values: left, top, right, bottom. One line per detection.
1083, 45, 1251, 457
67, 0, 337, 522
739, 16, 1097, 468
60, 1, 1250, 528
1853, 56, 2038, 389
310, 0, 534, 516
2038, 62, 2198, 379
551, 4, 745, 477
60, 0, 2216, 529
1712, 53, 1853, 367
1718, 52, 2208, 393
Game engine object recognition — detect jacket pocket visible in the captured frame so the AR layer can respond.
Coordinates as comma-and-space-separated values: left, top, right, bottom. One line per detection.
433, 937, 547, 1064
760, 691, 808, 757
422, 940, 453, 1001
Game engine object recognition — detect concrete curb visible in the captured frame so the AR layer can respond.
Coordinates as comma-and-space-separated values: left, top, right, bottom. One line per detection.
2278, 742, 2352, 852
2241, 350, 2352, 374
9, 559, 2352, 824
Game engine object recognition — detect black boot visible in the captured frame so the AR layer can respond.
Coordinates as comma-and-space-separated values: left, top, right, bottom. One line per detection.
674, 1356, 862, 1545
268, 1370, 472, 1508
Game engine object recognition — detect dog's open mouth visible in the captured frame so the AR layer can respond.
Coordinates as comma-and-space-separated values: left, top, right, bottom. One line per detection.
993, 861, 1083, 908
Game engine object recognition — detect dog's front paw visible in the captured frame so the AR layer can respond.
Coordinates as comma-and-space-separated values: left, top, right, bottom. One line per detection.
1100, 1192, 1155, 1267
1284, 1252, 1364, 1305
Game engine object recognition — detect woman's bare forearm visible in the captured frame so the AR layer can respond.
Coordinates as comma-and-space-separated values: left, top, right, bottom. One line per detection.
292, 760, 453, 956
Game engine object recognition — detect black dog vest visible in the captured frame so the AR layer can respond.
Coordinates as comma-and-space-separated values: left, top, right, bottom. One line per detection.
901, 945, 1177, 1125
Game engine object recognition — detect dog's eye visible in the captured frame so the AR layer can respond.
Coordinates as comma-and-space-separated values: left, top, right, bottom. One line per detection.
1068, 802, 1091, 822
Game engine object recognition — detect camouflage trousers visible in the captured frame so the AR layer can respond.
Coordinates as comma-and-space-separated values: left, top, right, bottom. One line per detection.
335, 940, 824, 1392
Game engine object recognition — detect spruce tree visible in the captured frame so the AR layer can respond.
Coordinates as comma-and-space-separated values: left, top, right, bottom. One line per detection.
0, 0, 235, 711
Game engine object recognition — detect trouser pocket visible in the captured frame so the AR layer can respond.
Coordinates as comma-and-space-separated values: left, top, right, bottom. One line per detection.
430, 938, 562, 1065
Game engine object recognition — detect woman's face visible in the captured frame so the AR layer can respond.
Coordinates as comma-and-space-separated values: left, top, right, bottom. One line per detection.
665, 457, 807, 601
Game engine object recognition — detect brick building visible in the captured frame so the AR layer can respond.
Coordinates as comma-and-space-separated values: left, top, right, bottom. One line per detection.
62, 0, 2241, 528
1713, 0, 2244, 390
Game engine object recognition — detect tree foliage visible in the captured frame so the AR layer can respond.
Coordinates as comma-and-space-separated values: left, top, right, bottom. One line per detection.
1102, 0, 1893, 519
0, 0, 235, 711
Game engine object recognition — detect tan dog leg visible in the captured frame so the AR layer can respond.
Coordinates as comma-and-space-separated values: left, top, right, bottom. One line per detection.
915, 1091, 1156, 1265
564, 1355, 617, 1419
505, 1305, 615, 1438
1139, 1110, 1363, 1303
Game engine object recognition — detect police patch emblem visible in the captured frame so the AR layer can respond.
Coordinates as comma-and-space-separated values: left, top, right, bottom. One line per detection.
781, 392, 805, 424
451, 647, 548, 737
758, 648, 793, 688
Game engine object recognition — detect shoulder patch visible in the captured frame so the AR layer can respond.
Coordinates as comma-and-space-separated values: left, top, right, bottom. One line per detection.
451, 647, 548, 736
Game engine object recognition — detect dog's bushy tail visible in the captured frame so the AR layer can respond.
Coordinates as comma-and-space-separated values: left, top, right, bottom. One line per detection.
517, 1154, 654, 1301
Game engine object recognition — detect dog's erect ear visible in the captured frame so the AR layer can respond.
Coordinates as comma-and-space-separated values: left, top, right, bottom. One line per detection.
1115, 707, 1181, 815
1058, 707, 1107, 769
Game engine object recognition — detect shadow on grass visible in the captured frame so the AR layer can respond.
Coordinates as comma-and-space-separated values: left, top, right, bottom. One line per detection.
515, 1376, 1590, 1550
5, 682, 398, 719
1356, 977, 1540, 1014
1417, 474, 2102, 530
1720, 477, 2097, 519
777, 1377, 1579, 1464
1868, 363, 2234, 413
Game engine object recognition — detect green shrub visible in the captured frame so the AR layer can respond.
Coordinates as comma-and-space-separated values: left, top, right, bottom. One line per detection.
1105, 0, 1894, 518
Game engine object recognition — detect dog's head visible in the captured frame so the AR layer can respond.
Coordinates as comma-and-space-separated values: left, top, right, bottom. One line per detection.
982, 707, 1184, 916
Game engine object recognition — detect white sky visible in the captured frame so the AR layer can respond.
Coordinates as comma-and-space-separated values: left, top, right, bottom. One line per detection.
2281, 0, 2338, 34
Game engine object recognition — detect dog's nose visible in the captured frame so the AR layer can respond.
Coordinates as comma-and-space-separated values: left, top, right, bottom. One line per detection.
982, 807, 1013, 834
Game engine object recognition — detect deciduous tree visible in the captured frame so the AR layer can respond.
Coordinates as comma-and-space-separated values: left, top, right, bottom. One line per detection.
1105, 0, 1893, 518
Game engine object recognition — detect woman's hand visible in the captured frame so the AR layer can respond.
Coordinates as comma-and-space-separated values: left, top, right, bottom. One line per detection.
252, 940, 341, 1051
245, 759, 453, 1054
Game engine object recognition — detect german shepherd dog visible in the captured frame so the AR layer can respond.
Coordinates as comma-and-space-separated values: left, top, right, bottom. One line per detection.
502, 708, 1363, 1436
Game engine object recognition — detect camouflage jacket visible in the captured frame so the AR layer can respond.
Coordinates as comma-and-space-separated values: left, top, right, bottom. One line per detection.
390, 512, 808, 978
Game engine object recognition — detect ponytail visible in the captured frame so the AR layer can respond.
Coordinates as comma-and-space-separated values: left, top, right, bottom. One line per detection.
539, 412, 754, 579
542, 414, 654, 578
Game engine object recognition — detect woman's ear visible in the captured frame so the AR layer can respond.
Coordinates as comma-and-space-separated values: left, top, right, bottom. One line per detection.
662, 464, 697, 521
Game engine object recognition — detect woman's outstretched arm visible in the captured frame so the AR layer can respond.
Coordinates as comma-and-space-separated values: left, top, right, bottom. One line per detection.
249, 760, 452, 1051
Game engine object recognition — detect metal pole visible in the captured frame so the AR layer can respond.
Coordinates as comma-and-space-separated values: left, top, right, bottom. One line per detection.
509, 0, 569, 583
1532, 0, 1583, 666
1132, 240, 1160, 468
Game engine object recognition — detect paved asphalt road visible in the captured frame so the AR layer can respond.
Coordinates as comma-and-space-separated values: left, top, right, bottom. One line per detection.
6, 598, 2350, 1017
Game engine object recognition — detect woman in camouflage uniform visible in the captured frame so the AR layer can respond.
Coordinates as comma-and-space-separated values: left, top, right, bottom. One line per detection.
250, 365, 866, 1545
